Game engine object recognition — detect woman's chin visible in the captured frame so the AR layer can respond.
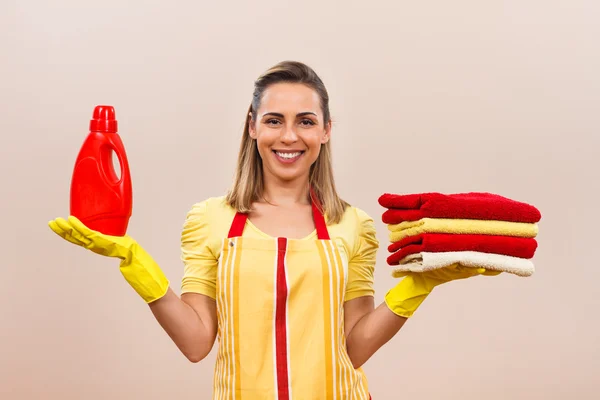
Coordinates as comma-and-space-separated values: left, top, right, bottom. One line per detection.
268, 167, 308, 183
263, 156, 315, 183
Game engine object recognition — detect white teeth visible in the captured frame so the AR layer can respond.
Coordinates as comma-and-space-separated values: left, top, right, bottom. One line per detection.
276, 151, 302, 159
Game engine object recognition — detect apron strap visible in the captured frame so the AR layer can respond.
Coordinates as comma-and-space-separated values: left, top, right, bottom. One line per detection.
227, 189, 330, 240
311, 192, 330, 240
228, 212, 248, 238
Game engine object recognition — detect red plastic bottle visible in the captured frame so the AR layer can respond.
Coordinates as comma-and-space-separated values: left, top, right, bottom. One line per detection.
70, 105, 133, 236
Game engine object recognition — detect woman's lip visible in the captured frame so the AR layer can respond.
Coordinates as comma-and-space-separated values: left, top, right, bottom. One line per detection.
272, 150, 305, 153
273, 150, 304, 164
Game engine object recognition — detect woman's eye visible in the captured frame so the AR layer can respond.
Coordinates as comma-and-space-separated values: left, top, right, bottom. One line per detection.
266, 119, 281, 125
300, 119, 316, 126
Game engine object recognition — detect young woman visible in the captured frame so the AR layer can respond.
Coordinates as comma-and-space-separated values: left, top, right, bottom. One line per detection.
49, 61, 492, 399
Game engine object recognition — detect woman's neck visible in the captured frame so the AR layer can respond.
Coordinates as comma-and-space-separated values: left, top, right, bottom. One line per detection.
261, 174, 310, 207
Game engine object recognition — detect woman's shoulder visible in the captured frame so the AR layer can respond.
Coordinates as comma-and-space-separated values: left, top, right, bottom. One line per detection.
334, 203, 376, 230
328, 203, 380, 256
186, 195, 235, 216
183, 195, 236, 238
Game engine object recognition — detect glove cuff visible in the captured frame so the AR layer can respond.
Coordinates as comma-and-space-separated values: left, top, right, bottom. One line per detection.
119, 243, 170, 303
384, 274, 437, 318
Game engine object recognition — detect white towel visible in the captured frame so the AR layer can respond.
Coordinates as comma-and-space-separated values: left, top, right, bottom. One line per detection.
391, 251, 535, 278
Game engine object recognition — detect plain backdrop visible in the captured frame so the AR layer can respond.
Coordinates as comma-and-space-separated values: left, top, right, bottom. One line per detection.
2, 1, 599, 399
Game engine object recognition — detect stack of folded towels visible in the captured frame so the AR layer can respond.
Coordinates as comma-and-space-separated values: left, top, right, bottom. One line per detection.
378, 192, 541, 277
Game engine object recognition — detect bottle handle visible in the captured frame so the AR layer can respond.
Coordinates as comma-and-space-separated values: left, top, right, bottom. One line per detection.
100, 138, 129, 187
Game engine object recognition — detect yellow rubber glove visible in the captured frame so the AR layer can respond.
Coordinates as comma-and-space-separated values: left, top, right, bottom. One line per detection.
48, 216, 170, 303
385, 264, 501, 318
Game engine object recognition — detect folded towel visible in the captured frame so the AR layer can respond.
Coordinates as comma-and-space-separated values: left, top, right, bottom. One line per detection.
379, 192, 542, 224
388, 218, 538, 243
391, 251, 535, 277
387, 233, 538, 265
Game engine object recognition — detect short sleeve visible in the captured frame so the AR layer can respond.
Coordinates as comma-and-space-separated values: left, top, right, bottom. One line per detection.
180, 200, 218, 299
345, 208, 379, 302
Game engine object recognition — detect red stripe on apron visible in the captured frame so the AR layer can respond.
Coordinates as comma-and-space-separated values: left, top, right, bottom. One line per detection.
275, 237, 290, 399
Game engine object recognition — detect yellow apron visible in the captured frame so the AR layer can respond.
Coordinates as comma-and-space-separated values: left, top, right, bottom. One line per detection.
213, 197, 371, 399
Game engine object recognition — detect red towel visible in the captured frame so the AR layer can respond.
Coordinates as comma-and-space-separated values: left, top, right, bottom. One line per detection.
379, 192, 541, 224
387, 233, 538, 265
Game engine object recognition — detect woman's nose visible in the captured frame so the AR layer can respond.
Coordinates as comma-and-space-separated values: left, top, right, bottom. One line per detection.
280, 125, 298, 143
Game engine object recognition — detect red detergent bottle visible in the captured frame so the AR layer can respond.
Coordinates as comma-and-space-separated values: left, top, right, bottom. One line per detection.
70, 105, 133, 236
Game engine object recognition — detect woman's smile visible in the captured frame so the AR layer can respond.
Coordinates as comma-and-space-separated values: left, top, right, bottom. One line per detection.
273, 149, 305, 164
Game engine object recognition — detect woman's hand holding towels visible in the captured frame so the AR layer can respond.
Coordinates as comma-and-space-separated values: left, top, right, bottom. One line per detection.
384, 265, 500, 318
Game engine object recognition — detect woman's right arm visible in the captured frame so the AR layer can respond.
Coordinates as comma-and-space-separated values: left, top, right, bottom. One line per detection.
148, 288, 218, 363
48, 201, 220, 363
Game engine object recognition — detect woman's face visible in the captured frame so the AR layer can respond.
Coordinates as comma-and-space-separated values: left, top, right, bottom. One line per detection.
249, 82, 331, 184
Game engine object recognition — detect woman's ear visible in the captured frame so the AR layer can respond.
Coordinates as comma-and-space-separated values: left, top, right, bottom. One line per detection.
248, 113, 257, 139
321, 120, 332, 144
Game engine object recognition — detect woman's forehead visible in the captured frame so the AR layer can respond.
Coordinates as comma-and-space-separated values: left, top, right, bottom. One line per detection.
259, 83, 321, 115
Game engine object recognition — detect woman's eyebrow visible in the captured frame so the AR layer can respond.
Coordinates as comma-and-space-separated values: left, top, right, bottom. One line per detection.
261, 112, 318, 118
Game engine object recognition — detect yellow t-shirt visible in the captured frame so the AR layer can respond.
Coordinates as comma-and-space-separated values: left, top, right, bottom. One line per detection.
179, 196, 379, 301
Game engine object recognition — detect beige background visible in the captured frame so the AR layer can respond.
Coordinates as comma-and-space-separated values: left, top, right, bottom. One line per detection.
2, 0, 599, 399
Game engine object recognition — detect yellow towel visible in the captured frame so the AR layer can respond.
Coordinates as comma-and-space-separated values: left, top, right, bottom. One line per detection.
388, 218, 539, 243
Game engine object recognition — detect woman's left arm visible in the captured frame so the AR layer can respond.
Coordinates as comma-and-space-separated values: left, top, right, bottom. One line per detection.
344, 296, 407, 369
345, 264, 495, 369
343, 207, 408, 369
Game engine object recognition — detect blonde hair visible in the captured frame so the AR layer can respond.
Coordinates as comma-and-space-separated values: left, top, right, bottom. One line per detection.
225, 60, 349, 224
